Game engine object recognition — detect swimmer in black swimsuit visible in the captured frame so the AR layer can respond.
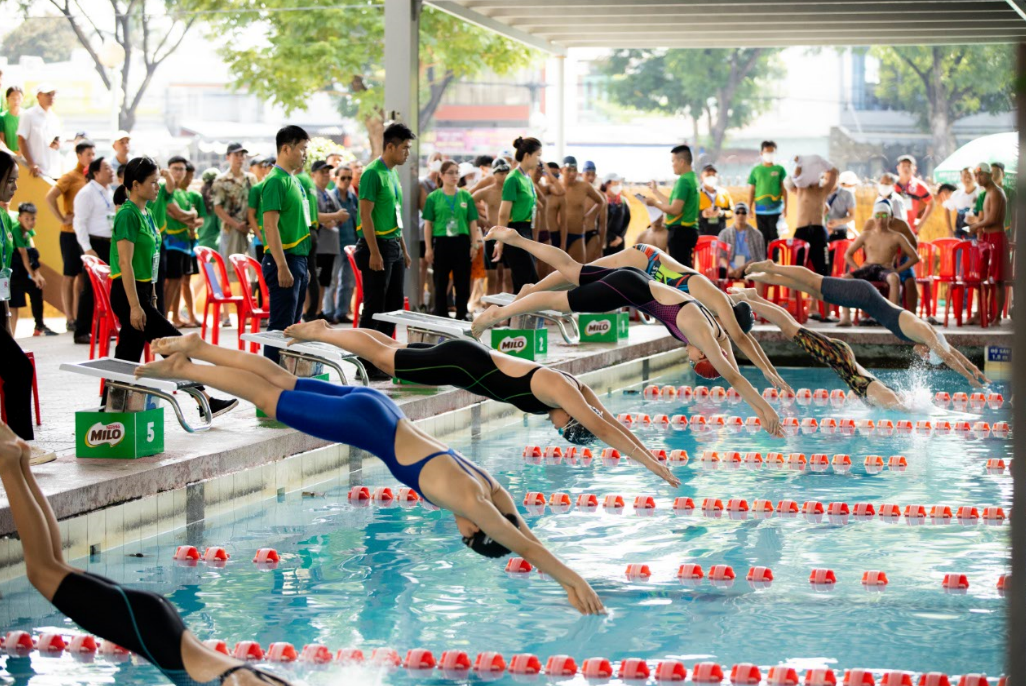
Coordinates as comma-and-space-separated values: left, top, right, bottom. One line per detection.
743, 260, 990, 388
473, 226, 784, 437
727, 288, 906, 409
134, 336, 604, 615
0, 421, 292, 686
281, 322, 680, 487
518, 242, 791, 393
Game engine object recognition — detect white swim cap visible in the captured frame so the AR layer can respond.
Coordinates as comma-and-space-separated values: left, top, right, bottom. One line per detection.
872, 199, 893, 217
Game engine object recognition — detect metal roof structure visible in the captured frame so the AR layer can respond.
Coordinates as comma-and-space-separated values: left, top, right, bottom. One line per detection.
428, 0, 1026, 53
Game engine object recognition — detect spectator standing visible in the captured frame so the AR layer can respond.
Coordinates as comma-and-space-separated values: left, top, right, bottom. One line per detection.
697, 164, 733, 237
646, 144, 698, 267
260, 125, 312, 362
944, 167, 980, 239
212, 142, 255, 266
163, 156, 203, 327
331, 165, 358, 323
197, 168, 221, 250
0, 87, 23, 153
497, 136, 543, 292
826, 170, 858, 241
602, 172, 631, 256
991, 162, 1014, 234
17, 84, 61, 178
472, 157, 513, 295
311, 159, 347, 321
746, 141, 787, 246
45, 139, 95, 340
351, 160, 364, 193
356, 123, 415, 372
294, 166, 320, 321
108, 131, 131, 175
9, 202, 53, 335
966, 162, 1009, 321
716, 202, 765, 279
246, 156, 271, 266
581, 160, 606, 261
72, 157, 115, 338
423, 160, 482, 321
894, 155, 934, 233
790, 156, 838, 317
417, 151, 444, 311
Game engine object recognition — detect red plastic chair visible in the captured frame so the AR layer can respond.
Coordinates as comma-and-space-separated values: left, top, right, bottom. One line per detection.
820, 239, 853, 318
914, 241, 938, 318
693, 236, 731, 290
0, 351, 40, 427
767, 238, 810, 323
195, 247, 247, 348
344, 245, 363, 329
229, 254, 269, 352
931, 237, 964, 323
946, 241, 993, 328
81, 255, 109, 359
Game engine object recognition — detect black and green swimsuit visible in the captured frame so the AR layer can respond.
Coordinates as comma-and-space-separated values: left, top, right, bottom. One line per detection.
393, 340, 579, 414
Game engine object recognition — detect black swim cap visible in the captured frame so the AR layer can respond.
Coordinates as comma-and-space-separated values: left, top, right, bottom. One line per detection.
560, 406, 602, 445
732, 301, 754, 333
463, 513, 519, 558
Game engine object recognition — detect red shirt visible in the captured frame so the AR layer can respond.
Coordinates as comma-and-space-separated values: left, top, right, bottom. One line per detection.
894, 177, 932, 231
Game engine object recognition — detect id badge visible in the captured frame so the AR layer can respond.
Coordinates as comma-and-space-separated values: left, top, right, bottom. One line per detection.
396, 203, 404, 230
446, 217, 459, 237
151, 251, 161, 282
0, 267, 11, 301
301, 197, 312, 228
106, 213, 116, 232
733, 255, 746, 268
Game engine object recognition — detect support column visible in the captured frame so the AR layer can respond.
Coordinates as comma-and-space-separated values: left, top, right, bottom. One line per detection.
385, 0, 422, 305
554, 55, 566, 160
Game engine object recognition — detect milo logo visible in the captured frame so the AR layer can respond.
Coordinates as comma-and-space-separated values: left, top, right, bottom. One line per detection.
585, 320, 611, 336
499, 336, 528, 353
85, 422, 126, 448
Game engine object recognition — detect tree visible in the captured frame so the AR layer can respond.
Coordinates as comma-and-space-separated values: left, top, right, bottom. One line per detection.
598, 48, 783, 161
871, 45, 1015, 161
33, 0, 194, 131
1, 17, 78, 63
189, 0, 534, 156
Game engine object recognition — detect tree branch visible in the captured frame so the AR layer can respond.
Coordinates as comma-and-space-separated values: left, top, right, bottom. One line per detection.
47, 0, 111, 89
151, 18, 195, 65
419, 68, 455, 129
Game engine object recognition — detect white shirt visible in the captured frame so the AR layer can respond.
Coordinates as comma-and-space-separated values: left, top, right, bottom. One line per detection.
943, 185, 980, 212
73, 180, 116, 252
791, 154, 832, 188
16, 105, 62, 178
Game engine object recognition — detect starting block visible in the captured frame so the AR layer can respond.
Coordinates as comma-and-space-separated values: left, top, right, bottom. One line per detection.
241, 330, 369, 386
60, 358, 213, 458
482, 293, 580, 345
373, 310, 478, 344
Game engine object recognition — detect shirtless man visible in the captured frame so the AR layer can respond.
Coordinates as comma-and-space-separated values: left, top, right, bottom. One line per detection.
530, 162, 555, 279
544, 162, 566, 253
472, 157, 513, 295
581, 160, 607, 261
550, 156, 606, 265
838, 200, 920, 326
966, 162, 1008, 322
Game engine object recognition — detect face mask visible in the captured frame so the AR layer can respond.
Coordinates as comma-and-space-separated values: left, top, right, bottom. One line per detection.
877, 184, 893, 197
609, 184, 621, 195
761, 152, 775, 164
704, 176, 718, 188
429, 160, 442, 173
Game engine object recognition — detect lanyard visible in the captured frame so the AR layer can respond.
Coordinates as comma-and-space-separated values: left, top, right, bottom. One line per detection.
0, 213, 8, 268
389, 169, 401, 203
443, 189, 459, 216
96, 183, 113, 210
520, 168, 536, 199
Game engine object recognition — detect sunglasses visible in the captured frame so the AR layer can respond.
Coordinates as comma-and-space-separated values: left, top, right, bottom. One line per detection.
736, 210, 748, 215
338, 175, 352, 180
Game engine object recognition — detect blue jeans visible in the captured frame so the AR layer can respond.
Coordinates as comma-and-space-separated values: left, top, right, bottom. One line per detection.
333, 253, 357, 319
261, 253, 309, 362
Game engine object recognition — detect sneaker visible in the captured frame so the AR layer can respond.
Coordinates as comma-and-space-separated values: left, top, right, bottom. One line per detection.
65, 319, 76, 332
34, 325, 59, 336
73, 334, 92, 345
337, 315, 353, 324
29, 445, 57, 466
207, 397, 239, 419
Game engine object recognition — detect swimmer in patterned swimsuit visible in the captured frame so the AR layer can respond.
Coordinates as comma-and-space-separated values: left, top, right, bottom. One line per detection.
517, 242, 791, 393
727, 288, 906, 409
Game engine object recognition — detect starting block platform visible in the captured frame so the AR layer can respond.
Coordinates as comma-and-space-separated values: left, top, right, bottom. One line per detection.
241, 331, 369, 386
482, 293, 580, 345
373, 310, 479, 344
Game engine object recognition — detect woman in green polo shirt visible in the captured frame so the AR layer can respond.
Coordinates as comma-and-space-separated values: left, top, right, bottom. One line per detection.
498, 136, 543, 293
423, 160, 483, 320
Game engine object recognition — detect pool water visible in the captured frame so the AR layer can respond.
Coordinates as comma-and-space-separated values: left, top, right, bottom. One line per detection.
0, 365, 1012, 685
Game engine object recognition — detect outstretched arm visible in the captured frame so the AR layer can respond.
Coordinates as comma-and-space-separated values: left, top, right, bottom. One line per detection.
912, 323, 987, 388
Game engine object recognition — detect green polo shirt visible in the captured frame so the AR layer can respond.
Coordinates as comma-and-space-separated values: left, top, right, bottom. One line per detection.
423, 188, 479, 238
248, 180, 265, 243
667, 171, 698, 228
12, 222, 34, 249
357, 157, 403, 240
261, 166, 311, 255
501, 167, 536, 223
747, 164, 787, 215
111, 202, 160, 282
296, 172, 319, 229
164, 188, 195, 252
0, 212, 13, 271
146, 183, 171, 235
0, 111, 20, 152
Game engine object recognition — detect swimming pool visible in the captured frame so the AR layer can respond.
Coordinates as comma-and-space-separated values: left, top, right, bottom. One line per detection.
0, 364, 1011, 685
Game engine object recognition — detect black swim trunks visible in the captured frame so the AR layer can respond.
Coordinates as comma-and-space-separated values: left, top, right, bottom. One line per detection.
851, 263, 895, 283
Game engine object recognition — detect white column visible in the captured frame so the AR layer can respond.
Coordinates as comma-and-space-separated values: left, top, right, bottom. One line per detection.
554, 55, 566, 160
385, 0, 422, 303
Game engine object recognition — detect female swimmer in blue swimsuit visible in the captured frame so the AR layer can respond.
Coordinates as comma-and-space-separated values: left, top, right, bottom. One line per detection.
472, 227, 783, 437
137, 334, 604, 615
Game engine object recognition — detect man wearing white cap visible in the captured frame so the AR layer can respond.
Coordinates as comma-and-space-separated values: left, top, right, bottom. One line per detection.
17, 83, 62, 178
109, 130, 131, 175
826, 171, 858, 242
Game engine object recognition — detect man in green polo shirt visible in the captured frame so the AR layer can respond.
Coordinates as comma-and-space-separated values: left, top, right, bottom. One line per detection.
747, 140, 788, 246
646, 144, 698, 267
355, 121, 416, 369
261, 124, 311, 362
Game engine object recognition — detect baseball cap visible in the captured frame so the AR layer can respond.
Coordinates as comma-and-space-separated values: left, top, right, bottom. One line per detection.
562, 155, 578, 168
976, 162, 992, 174
462, 513, 518, 558
457, 161, 476, 179
604, 172, 621, 183
896, 154, 916, 166
491, 157, 511, 173
838, 170, 859, 186
702, 164, 718, 174
263, 156, 276, 167
113, 130, 131, 142
872, 199, 893, 217
311, 160, 334, 173
34, 83, 57, 95
734, 201, 750, 214
583, 160, 597, 172
226, 142, 248, 155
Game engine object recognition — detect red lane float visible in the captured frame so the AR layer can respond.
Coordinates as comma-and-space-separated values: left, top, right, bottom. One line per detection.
576, 493, 598, 508
807, 668, 839, 686
232, 641, 264, 661
474, 652, 506, 674
862, 570, 889, 587
505, 558, 533, 573
253, 549, 279, 567
266, 642, 298, 663
581, 657, 613, 678
508, 653, 542, 675
438, 650, 471, 671
655, 660, 688, 682
694, 662, 725, 682
942, 573, 969, 591
673, 497, 695, 513
620, 658, 651, 680
173, 545, 200, 563
625, 563, 652, 579
370, 648, 402, 666
731, 663, 761, 684
845, 669, 876, 686
372, 486, 394, 503
202, 639, 228, 655
634, 495, 656, 510
335, 647, 364, 663
404, 648, 436, 669
809, 568, 837, 585
347, 486, 370, 503
769, 667, 800, 686
881, 672, 913, 686
545, 654, 578, 676
523, 492, 545, 506
299, 644, 332, 664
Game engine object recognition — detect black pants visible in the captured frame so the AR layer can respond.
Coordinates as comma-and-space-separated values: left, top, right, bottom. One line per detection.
0, 303, 33, 440
756, 214, 780, 247
502, 222, 538, 294
109, 279, 181, 362
431, 234, 472, 320
794, 224, 829, 276
11, 250, 45, 329
305, 227, 320, 317
354, 237, 405, 336
155, 243, 168, 317
667, 224, 698, 268
75, 236, 112, 338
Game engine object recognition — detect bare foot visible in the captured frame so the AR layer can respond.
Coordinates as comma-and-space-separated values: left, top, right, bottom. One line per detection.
483, 226, 519, 245
746, 272, 772, 285
151, 333, 202, 357
726, 286, 758, 302
284, 319, 330, 343
471, 305, 502, 338
744, 260, 776, 276
136, 352, 190, 381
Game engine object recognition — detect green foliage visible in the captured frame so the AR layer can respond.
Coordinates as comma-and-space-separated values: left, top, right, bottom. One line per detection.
870, 45, 1015, 131
0, 16, 77, 63
302, 136, 355, 172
